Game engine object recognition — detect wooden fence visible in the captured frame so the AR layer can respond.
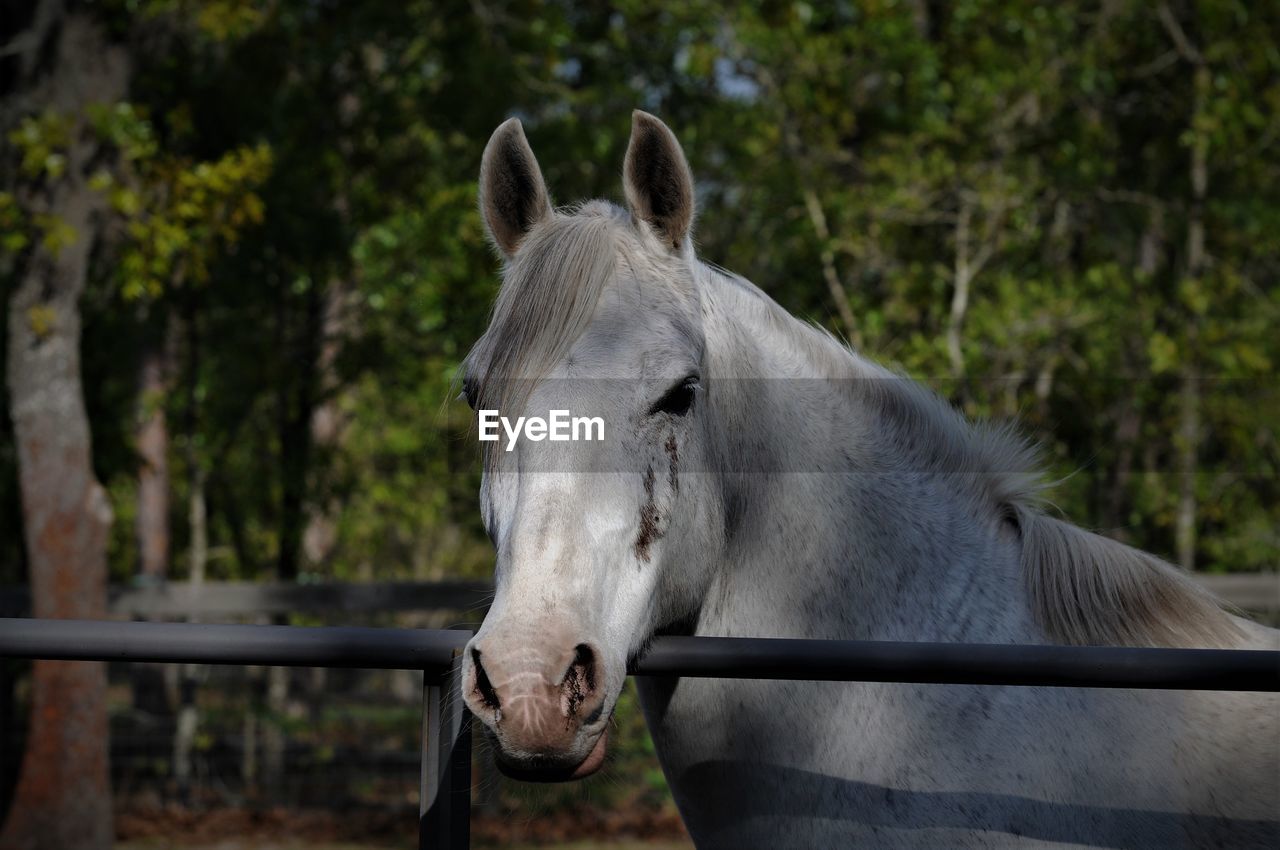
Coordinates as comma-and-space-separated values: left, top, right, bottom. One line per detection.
1, 573, 1274, 620
0, 580, 493, 618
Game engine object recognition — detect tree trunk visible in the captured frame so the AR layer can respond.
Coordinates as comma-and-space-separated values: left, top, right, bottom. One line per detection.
172, 297, 206, 799
1175, 61, 1210, 572
266, 278, 324, 798
1175, 367, 1200, 570
262, 664, 290, 799
275, 281, 322, 583
1105, 205, 1164, 535
241, 673, 259, 794
135, 333, 171, 581
172, 463, 206, 801
0, 10, 128, 849
130, 325, 174, 743
301, 280, 351, 571
1157, 3, 1209, 573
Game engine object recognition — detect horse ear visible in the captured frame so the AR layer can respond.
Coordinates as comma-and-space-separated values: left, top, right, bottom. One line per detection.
623, 110, 695, 251
480, 117, 553, 257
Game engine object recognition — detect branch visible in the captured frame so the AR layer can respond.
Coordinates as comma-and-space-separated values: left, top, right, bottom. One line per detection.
1157, 4, 1203, 65
0, 0, 63, 68
801, 188, 862, 349
0, 0, 65, 120
1132, 49, 1180, 79
1096, 188, 1168, 210
946, 201, 974, 380
947, 190, 1008, 381
0, 31, 40, 60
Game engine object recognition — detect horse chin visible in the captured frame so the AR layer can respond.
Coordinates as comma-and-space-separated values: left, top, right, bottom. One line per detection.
494, 726, 610, 783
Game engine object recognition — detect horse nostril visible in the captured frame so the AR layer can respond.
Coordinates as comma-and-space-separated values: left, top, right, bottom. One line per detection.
574, 643, 597, 691
561, 643, 599, 719
471, 647, 501, 711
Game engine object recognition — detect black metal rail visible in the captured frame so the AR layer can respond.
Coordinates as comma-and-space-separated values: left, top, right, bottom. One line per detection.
1, 616, 1277, 850
637, 634, 1280, 691
0, 618, 471, 669
2, 618, 1276, 690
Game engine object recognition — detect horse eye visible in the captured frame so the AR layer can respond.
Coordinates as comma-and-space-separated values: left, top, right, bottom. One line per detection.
461, 375, 479, 410
650, 376, 699, 417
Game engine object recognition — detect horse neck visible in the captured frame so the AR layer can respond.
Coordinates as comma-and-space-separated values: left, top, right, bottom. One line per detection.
696, 266, 1039, 645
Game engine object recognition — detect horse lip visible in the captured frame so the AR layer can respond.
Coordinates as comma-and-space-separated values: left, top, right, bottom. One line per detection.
493, 726, 610, 783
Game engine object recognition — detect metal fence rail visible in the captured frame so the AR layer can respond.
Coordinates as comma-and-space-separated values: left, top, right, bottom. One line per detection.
2, 617, 1278, 849
5, 618, 1278, 690
0, 618, 470, 669
638, 634, 1280, 691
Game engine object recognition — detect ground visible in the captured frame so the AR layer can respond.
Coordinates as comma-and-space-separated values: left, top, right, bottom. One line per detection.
118, 842, 692, 850
113, 802, 693, 849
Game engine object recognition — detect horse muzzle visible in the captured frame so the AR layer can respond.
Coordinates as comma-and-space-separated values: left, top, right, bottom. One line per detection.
461, 629, 613, 782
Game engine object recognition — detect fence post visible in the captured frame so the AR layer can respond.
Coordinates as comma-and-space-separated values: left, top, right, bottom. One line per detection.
419, 649, 471, 850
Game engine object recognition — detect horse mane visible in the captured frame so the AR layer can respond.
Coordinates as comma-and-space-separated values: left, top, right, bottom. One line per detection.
855, 350, 1242, 649
862, 364, 1242, 648
1013, 504, 1245, 647
708, 266, 1244, 649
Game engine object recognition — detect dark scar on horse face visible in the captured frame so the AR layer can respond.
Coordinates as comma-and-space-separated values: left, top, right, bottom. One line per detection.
665, 433, 679, 493
635, 465, 660, 563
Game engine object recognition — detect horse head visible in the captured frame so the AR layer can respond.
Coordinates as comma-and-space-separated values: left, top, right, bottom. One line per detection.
459, 112, 723, 780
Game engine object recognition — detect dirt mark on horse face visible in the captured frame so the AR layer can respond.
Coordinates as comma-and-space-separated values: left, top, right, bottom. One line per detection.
635, 465, 660, 563
636, 435, 679, 563
665, 433, 679, 493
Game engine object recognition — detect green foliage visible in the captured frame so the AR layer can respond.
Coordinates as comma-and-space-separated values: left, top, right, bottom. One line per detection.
0, 192, 25, 255
114, 139, 272, 299
8, 111, 74, 179
4, 112, 83, 257
8, 0, 1265, 592
87, 102, 159, 163
81, 100, 274, 302
109, 0, 267, 41
3, 0, 1270, 600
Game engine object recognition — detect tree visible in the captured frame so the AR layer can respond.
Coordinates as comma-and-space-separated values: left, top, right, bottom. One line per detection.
0, 6, 128, 848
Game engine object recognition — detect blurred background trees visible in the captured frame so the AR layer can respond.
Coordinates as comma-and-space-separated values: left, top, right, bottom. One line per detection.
4, 0, 1270, 593
1, 1, 1276, 847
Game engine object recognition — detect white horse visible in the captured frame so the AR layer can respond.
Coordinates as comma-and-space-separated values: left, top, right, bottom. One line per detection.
458, 111, 1279, 848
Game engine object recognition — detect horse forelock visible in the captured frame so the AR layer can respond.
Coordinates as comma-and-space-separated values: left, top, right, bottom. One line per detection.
465, 200, 701, 472
465, 202, 626, 415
